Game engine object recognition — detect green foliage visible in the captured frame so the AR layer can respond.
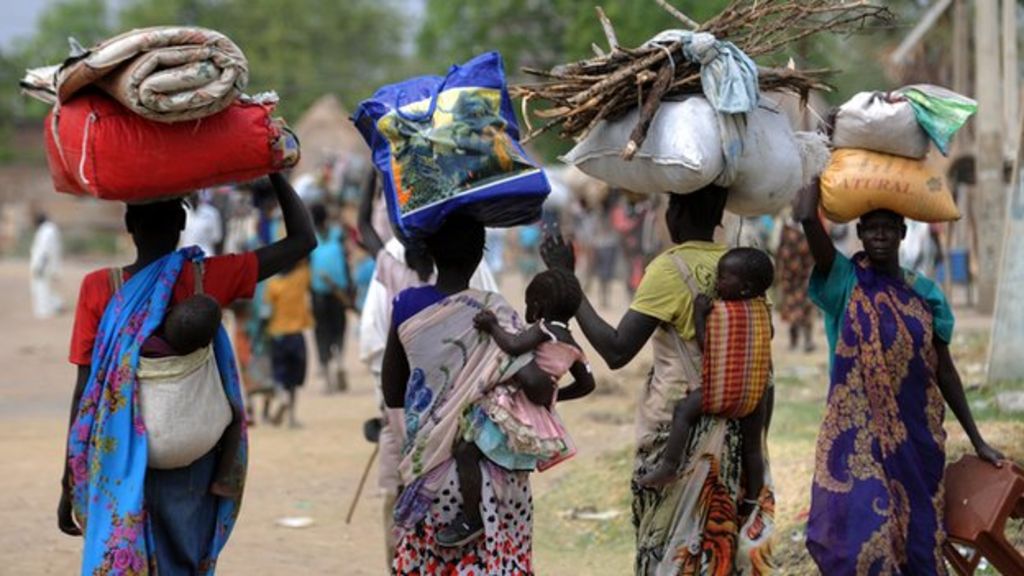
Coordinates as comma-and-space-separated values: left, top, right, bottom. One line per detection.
12, 0, 112, 65
119, 0, 409, 121
8, 0, 408, 122
0, 0, 968, 164
417, 0, 735, 81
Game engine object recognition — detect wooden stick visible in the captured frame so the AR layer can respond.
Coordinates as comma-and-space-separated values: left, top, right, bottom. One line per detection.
654, 0, 701, 30
520, 94, 534, 135
569, 42, 679, 106
596, 7, 620, 51
623, 62, 674, 159
345, 443, 379, 524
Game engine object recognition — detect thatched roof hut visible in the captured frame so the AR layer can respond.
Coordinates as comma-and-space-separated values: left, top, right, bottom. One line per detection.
291, 94, 370, 177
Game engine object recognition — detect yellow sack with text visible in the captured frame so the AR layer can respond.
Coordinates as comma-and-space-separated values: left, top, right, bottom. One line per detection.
820, 148, 959, 223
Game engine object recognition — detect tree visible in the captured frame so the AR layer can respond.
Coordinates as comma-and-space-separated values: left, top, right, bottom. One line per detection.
118, 0, 410, 121
13, 0, 112, 65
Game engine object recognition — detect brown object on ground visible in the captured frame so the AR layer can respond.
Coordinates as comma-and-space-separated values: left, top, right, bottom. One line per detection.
942, 455, 1024, 575
511, 1, 893, 147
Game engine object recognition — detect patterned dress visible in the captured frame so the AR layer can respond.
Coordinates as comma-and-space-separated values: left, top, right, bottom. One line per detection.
392, 289, 534, 575
629, 242, 775, 575
776, 221, 816, 331
807, 252, 954, 575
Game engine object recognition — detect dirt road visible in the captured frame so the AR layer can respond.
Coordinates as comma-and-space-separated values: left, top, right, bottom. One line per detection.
0, 258, 642, 575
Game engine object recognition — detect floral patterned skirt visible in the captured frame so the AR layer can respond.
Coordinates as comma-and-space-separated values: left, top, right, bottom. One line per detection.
394, 462, 533, 575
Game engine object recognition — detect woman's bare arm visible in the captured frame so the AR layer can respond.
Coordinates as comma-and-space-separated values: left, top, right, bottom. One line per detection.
255, 173, 317, 281
793, 177, 837, 276
934, 339, 1005, 466
540, 230, 660, 369
381, 325, 410, 409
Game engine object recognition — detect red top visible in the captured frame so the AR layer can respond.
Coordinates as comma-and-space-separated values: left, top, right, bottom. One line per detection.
68, 252, 259, 365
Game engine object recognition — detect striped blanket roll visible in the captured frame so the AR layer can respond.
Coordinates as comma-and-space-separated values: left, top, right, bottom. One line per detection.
701, 297, 772, 419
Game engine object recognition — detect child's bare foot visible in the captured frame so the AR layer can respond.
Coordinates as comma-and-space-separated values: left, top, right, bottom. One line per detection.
738, 499, 757, 522
210, 480, 241, 498
638, 462, 681, 488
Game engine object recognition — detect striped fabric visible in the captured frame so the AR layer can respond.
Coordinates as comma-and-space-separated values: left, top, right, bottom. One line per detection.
701, 297, 772, 418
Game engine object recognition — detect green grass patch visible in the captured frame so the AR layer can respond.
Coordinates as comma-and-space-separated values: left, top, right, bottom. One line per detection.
533, 448, 635, 575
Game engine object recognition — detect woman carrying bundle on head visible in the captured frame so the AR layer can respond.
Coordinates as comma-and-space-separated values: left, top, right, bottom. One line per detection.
542, 186, 776, 575
793, 177, 1005, 574
59, 174, 315, 575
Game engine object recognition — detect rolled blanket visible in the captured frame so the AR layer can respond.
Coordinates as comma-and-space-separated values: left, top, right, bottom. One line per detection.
22, 26, 248, 123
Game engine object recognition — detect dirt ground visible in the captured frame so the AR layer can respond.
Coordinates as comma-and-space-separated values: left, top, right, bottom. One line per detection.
2, 257, 1021, 575
0, 258, 645, 575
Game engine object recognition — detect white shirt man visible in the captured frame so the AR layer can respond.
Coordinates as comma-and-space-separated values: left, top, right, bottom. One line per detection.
29, 215, 63, 318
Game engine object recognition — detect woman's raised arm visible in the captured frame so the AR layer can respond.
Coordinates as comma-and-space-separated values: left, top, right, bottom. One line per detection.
540, 231, 659, 369
255, 173, 317, 281
794, 177, 837, 276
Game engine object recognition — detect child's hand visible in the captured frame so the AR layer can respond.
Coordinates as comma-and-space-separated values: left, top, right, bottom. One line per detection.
474, 310, 499, 332
694, 294, 713, 315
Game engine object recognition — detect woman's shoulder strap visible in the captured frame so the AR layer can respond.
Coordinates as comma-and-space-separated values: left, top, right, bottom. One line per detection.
668, 253, 702, 297
191, 259, 205, 296
107, 267, 123, 293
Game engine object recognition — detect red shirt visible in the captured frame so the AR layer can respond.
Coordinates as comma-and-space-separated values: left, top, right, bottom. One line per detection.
69, 253, 259, 365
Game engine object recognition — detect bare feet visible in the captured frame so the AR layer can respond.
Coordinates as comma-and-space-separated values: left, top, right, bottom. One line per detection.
638, 461, 681, 488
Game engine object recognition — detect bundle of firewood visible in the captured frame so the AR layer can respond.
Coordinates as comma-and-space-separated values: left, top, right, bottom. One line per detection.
511, 0, 894, 155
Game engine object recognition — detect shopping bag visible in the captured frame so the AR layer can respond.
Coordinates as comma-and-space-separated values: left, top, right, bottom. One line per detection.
353, 52, 549, 239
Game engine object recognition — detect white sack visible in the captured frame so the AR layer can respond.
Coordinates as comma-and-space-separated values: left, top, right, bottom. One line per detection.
561, 97, 723, 195
832, 91, 929, 159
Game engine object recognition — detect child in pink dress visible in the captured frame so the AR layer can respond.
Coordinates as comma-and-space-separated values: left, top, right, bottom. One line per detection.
437, 269, 595, 547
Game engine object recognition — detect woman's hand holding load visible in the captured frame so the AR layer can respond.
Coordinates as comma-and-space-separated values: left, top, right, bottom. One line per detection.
973, 438, 1006, 467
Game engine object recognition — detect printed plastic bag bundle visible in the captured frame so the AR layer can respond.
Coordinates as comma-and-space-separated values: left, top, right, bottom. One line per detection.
353, 51, 549, 239
45, 90, 299, 202
724, 101, 802, 216
897, 84, 977, 155
832, 91, 930, 159
820, 148, 959, 223
561, 97, 723, 195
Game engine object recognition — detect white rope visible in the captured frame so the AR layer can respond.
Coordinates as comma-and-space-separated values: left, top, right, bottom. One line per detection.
78, 112, 96, 186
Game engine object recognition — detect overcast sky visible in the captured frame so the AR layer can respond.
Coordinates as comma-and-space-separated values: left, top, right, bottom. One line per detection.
0, 1, 48, 49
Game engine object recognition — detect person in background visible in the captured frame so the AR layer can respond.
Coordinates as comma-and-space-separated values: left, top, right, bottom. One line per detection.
180, 189, 223, 256
775, 212, 817, 353
309, 204, 353, 393
29, 210, 64, 318
484, 227, 507, 287
264, 259, 313, 428
899, 218, 937, 278
516, 223, 542, 280
612, 191, 657, 295
352, 247, 376, 313
590, 195, 620, 308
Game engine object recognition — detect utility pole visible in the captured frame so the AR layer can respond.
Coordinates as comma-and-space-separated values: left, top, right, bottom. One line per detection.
989, 1, 1023, 382
1004, 0, 1019, 156
947, 0, 971, 297
973, 0, 1005, 314
989, 115, 1024, 382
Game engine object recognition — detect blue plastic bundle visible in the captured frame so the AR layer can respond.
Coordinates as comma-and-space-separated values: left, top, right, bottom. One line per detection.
353, 52, 550, 239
